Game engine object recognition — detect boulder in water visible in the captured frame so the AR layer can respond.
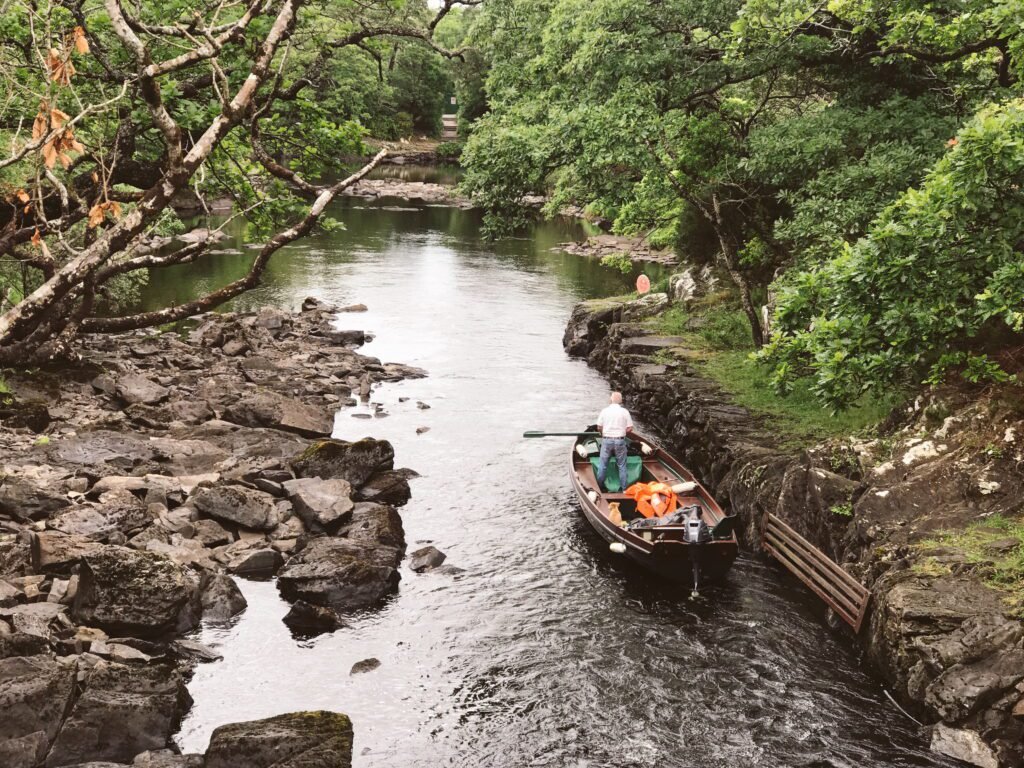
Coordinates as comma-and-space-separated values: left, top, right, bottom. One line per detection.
282, 477, 354, 532
277, 537, 401, 613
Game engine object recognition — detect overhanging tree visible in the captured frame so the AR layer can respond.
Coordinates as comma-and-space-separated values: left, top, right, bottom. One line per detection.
0, 0, 474, 365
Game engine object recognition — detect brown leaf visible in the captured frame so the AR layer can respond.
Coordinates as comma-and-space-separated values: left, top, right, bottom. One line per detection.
87, 204, 104, 229
47, 48, 75, 86
30, 228, 41, 247
42, 141, 58, 169
50, 108, 69, 128
72, 26, 90, 55
110, 201, 121, 218
15, 189, 29, 204
32, 109, 48, 141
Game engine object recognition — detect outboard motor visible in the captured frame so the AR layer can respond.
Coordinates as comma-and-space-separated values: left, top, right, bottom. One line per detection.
687, 508, 709, 597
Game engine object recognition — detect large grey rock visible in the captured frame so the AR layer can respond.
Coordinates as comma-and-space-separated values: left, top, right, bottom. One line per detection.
204, 711, 353, 768
925, 649, 1024, 722
282, 478, 354, 532
72, 547, 201, 637
290, 438, 395, 488
45, 660, 191, 767
192, 518, 232, 547
224, 392, 332, 437
115, 374, 170, 406
277, 537, 401, 613
192, 485, 280, 531
281, 601, 344, 634
200, 574, 247, 622
0, 655, 76, 768
132, 749, 204, 768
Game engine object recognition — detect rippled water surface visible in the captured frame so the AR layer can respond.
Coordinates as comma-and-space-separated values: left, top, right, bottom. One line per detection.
158, 196, 955, 767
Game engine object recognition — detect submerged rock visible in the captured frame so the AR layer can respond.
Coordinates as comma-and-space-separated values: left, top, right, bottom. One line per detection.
282, 600, 344, 634
203, 711, 354, 768
408, 546, 446, 573
350, 658, 380, 675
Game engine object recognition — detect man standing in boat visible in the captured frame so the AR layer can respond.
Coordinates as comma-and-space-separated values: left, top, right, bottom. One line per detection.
596, 392, 634, 493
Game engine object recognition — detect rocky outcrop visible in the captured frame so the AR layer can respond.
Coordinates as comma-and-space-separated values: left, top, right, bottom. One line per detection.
564, 294, 1024, 767
0, 300, 421, 766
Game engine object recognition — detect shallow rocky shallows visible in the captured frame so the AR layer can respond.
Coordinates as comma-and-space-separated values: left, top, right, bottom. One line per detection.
0, 298, 423, 767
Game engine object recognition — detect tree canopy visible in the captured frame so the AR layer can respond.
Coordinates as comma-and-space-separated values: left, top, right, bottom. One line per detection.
461, 0, 1024, 407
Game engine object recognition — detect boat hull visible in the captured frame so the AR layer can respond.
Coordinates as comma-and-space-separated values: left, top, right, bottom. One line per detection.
569, 431, 738, 585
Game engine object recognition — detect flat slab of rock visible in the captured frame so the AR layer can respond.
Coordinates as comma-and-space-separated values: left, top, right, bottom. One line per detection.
72, 547, 201, 637
115, 374, 170, 406
282, 478, 354, 533
277, 537, 401, 613
192, 485, 280, 531
342, 503, 405, 549
31, 531, 103, 573
204, 711, 353, 768
224, 392, 332, 437
46, 660, 192, 767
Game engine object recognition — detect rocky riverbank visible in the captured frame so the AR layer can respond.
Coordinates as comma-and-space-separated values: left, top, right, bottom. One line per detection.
0, 299, 425, 766
564, 292, 1024, 768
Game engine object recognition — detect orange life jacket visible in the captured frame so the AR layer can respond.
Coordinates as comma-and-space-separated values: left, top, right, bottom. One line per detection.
624, 481, 679, 519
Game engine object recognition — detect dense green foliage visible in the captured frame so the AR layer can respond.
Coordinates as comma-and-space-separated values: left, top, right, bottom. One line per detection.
460, 0, 1024, 408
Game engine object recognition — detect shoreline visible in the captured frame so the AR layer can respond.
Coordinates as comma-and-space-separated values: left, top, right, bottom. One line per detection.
564, 293, 1024, 768
0, 299, 426, 766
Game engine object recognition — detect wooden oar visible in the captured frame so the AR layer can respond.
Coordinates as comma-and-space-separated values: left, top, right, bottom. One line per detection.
522, 430, 601, 438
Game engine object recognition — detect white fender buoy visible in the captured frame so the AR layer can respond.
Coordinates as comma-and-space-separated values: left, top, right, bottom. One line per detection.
609, 542, 626, 554
641, 443, 653, 455
575, 444, 589, 458
672, 481, 697, 494
587, 490, 599, 503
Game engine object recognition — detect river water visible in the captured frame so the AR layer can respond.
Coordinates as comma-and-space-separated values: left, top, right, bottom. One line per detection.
151, 189, 957, 767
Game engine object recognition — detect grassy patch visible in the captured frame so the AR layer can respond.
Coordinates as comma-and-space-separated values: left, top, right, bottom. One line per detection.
0, 376, 9, 395
644, 301, 899, 445
699, 351, 901, 444
918, 515, 1024, 616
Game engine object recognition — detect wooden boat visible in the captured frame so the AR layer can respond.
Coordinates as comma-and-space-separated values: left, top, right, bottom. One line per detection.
569, 428, 739, 587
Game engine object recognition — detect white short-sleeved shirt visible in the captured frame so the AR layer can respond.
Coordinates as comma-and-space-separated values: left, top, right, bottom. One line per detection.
597, 403, 633, 438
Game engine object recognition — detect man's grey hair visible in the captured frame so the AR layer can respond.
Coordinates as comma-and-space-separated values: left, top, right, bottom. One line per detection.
610, 392, 623, 404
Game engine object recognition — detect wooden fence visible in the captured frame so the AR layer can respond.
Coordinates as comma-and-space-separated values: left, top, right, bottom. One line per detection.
762, 513, 871, 633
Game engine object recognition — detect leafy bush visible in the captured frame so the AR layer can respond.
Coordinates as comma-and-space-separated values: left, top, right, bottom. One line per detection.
761, 100, 1024, 411
436, 141, 464, 163
599, 252, 633, 274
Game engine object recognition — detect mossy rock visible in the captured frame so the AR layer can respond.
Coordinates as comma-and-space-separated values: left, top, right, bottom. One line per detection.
204, 711, 354, 768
